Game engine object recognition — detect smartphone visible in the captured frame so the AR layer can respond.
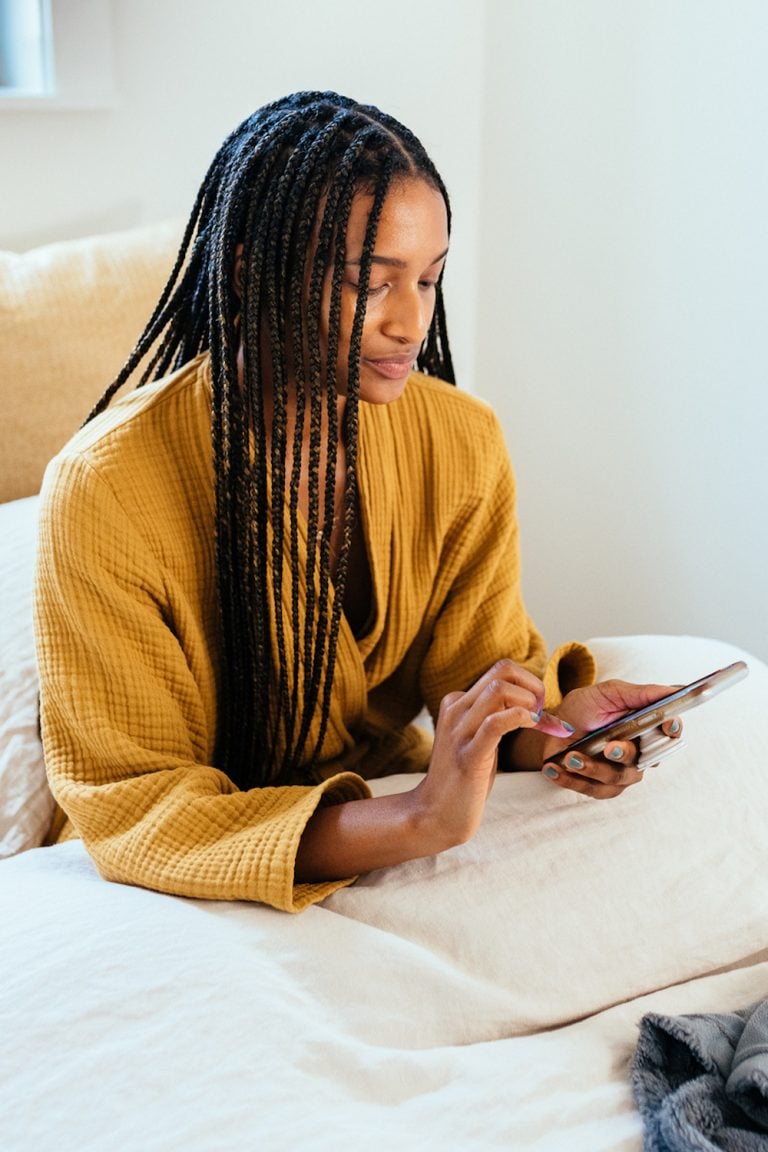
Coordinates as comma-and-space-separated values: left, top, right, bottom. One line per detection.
556, 659, 749, 762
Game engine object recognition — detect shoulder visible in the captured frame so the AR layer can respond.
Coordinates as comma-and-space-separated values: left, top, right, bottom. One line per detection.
41, 354, 212, 509
63, 354, 211, 463
38, 355, 215, 578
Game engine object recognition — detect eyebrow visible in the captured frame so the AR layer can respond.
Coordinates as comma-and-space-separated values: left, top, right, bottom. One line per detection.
345, 247, 450, 270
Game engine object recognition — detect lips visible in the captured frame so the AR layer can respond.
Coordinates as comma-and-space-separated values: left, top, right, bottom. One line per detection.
363, 354, 417, 381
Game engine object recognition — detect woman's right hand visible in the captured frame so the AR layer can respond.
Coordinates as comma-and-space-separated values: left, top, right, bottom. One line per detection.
414, 659, 574, 851
296, 661, 572, 884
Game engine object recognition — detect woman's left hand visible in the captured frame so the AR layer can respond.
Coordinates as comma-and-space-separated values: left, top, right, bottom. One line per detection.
540, 680, 684, 799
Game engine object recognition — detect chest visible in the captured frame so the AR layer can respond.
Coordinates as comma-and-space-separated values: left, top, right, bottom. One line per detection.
339, 513, 374, 639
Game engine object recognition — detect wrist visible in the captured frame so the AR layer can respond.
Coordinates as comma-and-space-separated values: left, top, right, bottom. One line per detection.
295, 788, 442, 883
498, 727, 545, 772
408, 774, 477, 853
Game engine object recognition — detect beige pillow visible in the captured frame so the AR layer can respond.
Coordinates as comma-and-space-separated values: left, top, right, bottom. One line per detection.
330, 634, 768, 1033
0, 220, 182, 502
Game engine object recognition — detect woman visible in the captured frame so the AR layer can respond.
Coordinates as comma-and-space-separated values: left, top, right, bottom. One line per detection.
34, 92, 681, 911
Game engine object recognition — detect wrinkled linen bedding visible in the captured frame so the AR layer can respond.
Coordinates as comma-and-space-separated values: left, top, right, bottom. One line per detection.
3, 489, 768, 1151
0, 838, 766, 1152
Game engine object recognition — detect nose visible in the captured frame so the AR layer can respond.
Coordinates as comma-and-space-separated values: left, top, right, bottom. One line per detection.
380, 284, 431, 345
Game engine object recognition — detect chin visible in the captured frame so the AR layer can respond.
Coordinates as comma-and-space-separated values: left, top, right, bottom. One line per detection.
358, 371, 411, 405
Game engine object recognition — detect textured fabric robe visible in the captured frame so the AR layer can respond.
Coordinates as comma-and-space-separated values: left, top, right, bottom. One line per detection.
34, 354, 593, 911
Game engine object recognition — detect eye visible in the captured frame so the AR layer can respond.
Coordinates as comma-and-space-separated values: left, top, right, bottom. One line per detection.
344, 279, 387, 298
419, 279, 437, 291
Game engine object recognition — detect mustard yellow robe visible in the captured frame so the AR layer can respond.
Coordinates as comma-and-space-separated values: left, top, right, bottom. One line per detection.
34, 354, 594, 911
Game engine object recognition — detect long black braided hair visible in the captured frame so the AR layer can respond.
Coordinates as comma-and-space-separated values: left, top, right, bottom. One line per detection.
87, 91, 455, 789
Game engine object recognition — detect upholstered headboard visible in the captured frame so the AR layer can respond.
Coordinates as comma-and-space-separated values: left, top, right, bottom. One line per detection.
0, 220, 182, 503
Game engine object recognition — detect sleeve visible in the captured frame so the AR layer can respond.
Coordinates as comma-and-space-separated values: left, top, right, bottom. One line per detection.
33, 454, 370, 913
417, 408, 595, 717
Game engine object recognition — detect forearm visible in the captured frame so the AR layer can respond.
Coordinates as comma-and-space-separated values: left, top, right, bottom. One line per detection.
295, 786, 441, 883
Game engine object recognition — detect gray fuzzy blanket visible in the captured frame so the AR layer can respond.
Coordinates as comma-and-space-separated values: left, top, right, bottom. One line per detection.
631, 1000, 768, 1150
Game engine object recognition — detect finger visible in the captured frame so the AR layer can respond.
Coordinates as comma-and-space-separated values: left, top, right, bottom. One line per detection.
438, 690, 465, 715
463, 678, 575, 745
454, 677, 540, 741
459, 661, 575, 739
598, 680, 683, 713
550, 739, 636, 773
437, 679, 536, 735
636, 723, 687, 769
661, 716, 683, 739
533, 711, 577, 739
602, 740, 639, 766
461, 659, 547, 714
542, 760, 642, 799
437, 683, 545, 769
470, 703, 545, 760
554, 745, 644, 787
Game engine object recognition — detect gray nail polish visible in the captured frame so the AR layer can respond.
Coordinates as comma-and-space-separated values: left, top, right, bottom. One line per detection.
609, 747, 624, 760
544, 765, 560, 779
566, 754, 584, 771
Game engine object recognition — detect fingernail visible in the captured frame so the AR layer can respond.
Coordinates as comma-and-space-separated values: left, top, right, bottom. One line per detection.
609, 746, 624, 760
544, 765, 560, 779
560, 721, 576, 734
530, 710, 542, 723
566, 754, 584, 771
668, 719, 681, 735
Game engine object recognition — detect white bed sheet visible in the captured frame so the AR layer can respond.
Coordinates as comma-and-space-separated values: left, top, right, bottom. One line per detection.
3, 486, 767, 1149
1, 838, 766, 1152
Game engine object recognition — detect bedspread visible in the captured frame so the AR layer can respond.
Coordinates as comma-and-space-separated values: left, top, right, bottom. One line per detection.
1, 838, 767, 1152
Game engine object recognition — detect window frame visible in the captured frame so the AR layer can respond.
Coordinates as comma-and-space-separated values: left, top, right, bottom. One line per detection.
0, 0, 115, 111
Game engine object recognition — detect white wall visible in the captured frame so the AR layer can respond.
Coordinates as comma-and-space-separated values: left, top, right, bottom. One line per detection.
0, 0, 485, 389
2, 0, 766, 663
478, 0, 768, 662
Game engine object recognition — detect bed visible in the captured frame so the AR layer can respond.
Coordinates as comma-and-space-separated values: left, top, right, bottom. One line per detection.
2, 224, 766, 1151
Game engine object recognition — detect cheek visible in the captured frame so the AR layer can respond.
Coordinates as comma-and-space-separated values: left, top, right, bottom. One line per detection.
339, 292, 357, 341
334, 292, 373, 362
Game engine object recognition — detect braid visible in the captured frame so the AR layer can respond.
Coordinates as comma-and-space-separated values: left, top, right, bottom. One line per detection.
289, 140, 375, 770
310, 157, 395, 763
86, 92, 455, 789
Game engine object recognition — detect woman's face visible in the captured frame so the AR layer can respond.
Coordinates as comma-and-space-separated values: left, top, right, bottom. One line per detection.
323, 177, 449, 404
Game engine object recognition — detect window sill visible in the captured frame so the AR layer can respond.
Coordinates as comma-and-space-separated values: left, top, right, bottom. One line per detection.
0, 90, 115, 111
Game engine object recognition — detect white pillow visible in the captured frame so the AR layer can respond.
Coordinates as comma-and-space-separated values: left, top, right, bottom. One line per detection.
328, 634, 768, 1033
0, 496, 54, 856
